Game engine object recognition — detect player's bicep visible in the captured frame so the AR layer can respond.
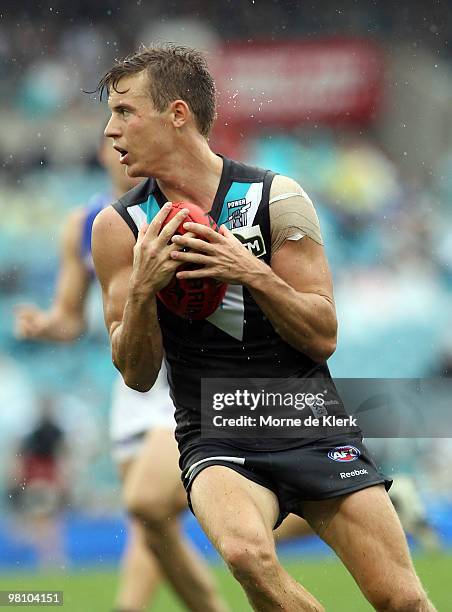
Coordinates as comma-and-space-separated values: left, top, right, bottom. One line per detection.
269, 174, 333, 298
271, 237, 334, 304
92, 206, 135, 336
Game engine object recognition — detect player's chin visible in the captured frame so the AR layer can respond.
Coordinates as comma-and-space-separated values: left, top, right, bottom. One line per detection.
125, 164, 140, 178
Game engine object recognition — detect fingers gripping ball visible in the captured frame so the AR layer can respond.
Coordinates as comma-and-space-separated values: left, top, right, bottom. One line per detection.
157, 202, 228, 320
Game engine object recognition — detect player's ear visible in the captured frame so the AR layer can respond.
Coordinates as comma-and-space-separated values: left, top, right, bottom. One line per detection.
171, 100, 190, 129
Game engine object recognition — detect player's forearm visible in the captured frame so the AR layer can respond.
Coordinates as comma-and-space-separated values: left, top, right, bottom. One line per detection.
48, 319, 86, 342
246, 264, 337, 362
111, 290, 163, 392
35, 310, 86, 342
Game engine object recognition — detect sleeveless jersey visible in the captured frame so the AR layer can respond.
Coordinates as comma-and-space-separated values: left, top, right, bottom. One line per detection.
111, 156, 357, 455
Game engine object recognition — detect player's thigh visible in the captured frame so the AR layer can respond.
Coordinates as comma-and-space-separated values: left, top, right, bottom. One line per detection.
190, 465, 279, 560
303, 485, 421, 599
124, 428, 185, 510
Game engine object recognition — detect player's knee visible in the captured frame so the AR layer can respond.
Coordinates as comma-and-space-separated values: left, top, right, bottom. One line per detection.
371, 586, 429, 611
220, 534, 276, 583
123, 485, 175, 527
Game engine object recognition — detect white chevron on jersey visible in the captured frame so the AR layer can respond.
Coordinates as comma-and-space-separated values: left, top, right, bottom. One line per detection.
207, 181, 264, 340
245, 181, 264, 226
207, 284, 245, 341
128, 204, 147, 229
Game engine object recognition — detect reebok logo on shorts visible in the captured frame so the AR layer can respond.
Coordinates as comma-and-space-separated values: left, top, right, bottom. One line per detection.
340, 469, 368, 479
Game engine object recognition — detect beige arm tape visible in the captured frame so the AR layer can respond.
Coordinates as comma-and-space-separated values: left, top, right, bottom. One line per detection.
269, 175, 323, 255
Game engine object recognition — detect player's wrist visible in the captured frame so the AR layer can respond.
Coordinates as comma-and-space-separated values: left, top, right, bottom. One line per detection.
129, 274, 159, 301
32, 318, 54, 339
242, 258, 271, 290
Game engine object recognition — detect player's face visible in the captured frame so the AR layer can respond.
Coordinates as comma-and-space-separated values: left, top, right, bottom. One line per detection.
105, 71, 173, 178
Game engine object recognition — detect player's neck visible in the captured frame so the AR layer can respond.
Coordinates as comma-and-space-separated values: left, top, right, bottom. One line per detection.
156, 139, 223, 211
112, 177, 139, 199
113, 185, 126, 199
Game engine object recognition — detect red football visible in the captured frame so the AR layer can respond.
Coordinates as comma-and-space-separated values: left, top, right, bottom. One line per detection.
157, 202, 228, 320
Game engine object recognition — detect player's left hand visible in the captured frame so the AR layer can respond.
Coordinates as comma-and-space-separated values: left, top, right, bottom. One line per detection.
170, 222, 266, 285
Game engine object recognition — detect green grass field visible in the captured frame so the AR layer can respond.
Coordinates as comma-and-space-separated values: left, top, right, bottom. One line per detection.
0, 553, 449, 611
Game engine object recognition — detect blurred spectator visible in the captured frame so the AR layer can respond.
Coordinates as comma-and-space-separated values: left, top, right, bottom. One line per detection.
6, 395, 69, 567
19, 59, 77, 118
0, 354, 37, 466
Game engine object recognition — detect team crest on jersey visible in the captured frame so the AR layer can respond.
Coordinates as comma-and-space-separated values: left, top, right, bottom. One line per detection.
232, 225, 267, 258
327, 445, 360, 462
227, 198, 251, 229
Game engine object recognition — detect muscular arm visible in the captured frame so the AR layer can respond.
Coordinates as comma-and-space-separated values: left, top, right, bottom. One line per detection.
92, 204, 188, 391
171, 175, 337, 363
246, 237, 337, 362
248, 174, 337, 362
14, 209, 90, 342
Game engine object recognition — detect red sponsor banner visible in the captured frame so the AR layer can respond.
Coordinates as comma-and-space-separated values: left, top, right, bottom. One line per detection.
211, 39, 384, 128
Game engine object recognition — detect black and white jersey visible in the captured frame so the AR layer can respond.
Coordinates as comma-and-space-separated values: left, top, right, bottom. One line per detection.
112, 156, 357, 455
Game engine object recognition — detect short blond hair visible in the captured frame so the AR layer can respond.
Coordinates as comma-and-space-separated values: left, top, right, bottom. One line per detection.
96, 43, 217, 137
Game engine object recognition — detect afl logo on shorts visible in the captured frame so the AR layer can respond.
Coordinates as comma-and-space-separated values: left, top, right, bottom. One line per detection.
328, 445, 360, 462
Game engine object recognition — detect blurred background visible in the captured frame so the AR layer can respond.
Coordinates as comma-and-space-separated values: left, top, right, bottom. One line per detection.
1, 0, 452, 609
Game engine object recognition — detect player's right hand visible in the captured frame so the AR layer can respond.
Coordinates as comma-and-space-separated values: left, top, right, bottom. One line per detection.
131, 202, 191, 294
14, 304, 49, 339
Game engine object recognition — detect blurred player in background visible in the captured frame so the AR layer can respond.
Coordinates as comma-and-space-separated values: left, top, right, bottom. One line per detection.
366, 438, 441, 553
6, 395, 69, 568
93, 45, 435, 611
14, 137, 227, 612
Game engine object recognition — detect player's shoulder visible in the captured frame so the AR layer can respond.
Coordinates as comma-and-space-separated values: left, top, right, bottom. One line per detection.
270, 174, 314, 208
92, 204, 125, 235
92, 205, 135, 270
269, 175, 312, 202
93, 205, 136, 250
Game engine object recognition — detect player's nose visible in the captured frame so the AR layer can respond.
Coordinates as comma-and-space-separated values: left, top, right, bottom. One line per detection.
104, 115, 120, 138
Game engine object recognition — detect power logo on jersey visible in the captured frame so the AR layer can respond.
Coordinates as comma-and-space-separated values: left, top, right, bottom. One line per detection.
327, 445, 361, 462
227, 198, 251, 228
225, 190, 267, 258
218, 181, 263, 231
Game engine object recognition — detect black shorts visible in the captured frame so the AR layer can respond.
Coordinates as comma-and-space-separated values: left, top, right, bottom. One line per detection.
181, 435, 392, 528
